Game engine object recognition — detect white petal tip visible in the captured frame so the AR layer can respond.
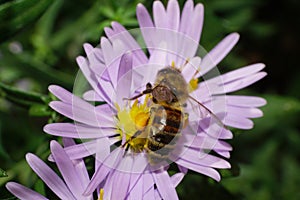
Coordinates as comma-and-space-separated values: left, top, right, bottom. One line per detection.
231, 32, 240, 38
48, 101, 65, 112
104, 27, 112, 33
137, 3, 143, 7
100, 36, 109, 44
195, 3, 204, 9
25, 153, 35, 163
261, 99, 267, 106
76, 56, 85, 65
50, 140, 59, 149
111, 21, 121, 27
43, 124, 49, 133
5, 182, 14, 189
48, 85, 59, 93
83, 43, 92, 49
48, 154, 54, 162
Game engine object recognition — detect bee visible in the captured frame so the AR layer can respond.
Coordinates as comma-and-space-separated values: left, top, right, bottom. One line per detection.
124, 66, 224, 165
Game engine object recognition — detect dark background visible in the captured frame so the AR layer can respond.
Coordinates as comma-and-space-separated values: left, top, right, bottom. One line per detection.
0, 0, 299, 199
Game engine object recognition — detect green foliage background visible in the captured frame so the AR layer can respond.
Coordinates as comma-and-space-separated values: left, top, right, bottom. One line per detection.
0, 0, 299, 199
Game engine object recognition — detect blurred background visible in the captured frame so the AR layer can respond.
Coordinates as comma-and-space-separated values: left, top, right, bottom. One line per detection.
0, 0, 299, 199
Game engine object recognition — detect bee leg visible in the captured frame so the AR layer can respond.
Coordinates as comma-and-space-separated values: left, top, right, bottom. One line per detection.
121, 130, 143, 148
152, 98, 157, 104
123, 145, 130, 157
183, 113, 189, 129
150, 106, 157, 114
123, 83, 153, 101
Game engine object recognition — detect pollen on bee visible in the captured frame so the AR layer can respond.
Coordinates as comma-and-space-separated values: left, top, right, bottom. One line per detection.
135, 112, 149, 130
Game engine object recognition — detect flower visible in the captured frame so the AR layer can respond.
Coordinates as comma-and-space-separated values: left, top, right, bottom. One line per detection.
6, 139, 95, 200
44, 0, 266, 199
6, 139, 182, 199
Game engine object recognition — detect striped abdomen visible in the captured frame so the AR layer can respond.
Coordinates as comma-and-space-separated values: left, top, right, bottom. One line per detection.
145, 104, 183, 164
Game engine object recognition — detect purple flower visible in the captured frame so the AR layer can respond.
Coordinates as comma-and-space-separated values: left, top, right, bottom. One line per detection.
6, 139, 94, 200
44, 0, 266, 199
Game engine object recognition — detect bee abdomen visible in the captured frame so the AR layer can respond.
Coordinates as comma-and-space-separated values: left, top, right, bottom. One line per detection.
146, 131, 181, 165
146, 105, 183, 164
147, 138, 173, 154
146, 138, 176, 164
153, 131, 180, 145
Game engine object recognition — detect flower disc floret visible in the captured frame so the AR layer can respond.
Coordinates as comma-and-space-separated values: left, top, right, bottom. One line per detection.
116, 95, 151, 152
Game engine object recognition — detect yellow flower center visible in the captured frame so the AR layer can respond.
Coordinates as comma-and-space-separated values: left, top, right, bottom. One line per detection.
116, 95, 151, 152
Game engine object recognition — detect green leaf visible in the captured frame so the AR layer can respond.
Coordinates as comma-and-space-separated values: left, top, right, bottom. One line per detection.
34, 179, 46, 196
51, 1, 102, 50
210, 0, 258, 11
220, 160, 240, 178
0, 0, 53, 43
31, 0, 64, 62
29, 104, 51, 117
252, 94, 300, 134
99, 6, 115, 18
178, 174, 239, 199
0, 121, 9, 159
16, 53, 74, 87
0, 82, 49, 108
0, 168, 7, 177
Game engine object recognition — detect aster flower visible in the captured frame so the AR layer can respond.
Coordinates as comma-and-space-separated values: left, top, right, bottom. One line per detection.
6, 139, 183, 199
6, 139, 95, 200
44, 0, 266, 199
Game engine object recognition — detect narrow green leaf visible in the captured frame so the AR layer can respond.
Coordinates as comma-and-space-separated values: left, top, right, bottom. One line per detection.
16, 53, 74, 87
220, 160, 240, 178
0, 82, 49, 108
252, 94, 300, 133
210, 0, 258, 11
0, 121, 9, 159
0, 0, 53, 43
34, 179, 46, 196
51, 0, 102, 50
32, 0, 64, 62
99, 6, 115, 18
0, 168, 8, 177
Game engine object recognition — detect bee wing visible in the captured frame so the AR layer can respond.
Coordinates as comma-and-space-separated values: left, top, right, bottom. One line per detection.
181, 96, 230, 156
187, 98, 209, 119
187, 95, 227, 129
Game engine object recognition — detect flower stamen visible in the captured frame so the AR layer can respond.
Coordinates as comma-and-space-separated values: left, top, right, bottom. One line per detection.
98, 188, 104, 200
188, 78, 199, 92
171, 61, 176, 68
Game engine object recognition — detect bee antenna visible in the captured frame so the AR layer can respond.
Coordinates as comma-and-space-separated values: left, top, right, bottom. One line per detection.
123, 83, 153, 101
123, 93, 144, 101
188, 95, 228, 129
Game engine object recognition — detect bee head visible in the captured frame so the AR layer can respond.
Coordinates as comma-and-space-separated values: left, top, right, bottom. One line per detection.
152, 85, 178, 104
